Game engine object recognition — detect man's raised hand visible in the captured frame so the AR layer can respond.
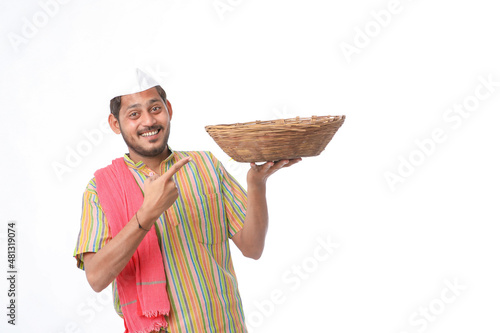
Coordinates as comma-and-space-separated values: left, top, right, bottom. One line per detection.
140, 156, 192, 224
247, 158, 302, 188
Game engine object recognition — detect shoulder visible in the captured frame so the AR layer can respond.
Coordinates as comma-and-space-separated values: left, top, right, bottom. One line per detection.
95, 157, 127, 176
85, 177, 98, 195
84, 156, 125, 196
81, 177, 102, 205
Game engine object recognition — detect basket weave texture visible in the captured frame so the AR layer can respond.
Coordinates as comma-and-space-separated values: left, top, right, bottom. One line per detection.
205, 115, 345, 163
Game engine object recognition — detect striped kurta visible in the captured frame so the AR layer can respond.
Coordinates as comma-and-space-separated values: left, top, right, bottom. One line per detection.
73, 150, 248, 332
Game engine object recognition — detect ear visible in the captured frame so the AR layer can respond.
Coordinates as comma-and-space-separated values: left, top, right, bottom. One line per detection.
166, 99, 173, 120
108, 113, 121, 134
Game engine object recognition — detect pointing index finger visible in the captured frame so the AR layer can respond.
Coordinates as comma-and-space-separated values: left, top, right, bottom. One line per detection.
163, 156, 192, 179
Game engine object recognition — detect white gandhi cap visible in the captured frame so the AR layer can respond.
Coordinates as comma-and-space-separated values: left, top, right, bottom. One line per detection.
109, 68, 163, 100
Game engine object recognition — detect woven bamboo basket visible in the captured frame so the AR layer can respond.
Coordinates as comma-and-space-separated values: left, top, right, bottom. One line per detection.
205, 115, 345, 163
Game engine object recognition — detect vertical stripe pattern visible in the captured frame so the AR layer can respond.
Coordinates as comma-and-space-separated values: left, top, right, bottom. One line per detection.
74, 150, 248, 332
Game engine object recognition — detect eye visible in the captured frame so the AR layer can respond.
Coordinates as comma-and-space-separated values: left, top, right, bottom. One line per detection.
151, 106, 161, 112
129, 111, 139, 118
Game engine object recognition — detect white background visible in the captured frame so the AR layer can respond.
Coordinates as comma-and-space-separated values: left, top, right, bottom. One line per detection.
1, 0, 499, 332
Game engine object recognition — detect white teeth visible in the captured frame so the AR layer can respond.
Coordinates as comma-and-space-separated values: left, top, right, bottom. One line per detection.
141, 130, 159, 137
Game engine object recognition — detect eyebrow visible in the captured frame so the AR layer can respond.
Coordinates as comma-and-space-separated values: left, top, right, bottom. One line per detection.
148, 98, 162, 105
126, 103, 142, 110
126, 98, 163, 111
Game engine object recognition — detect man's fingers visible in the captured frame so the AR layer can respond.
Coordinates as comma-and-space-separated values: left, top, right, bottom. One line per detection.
264, 161, 275, 170
281, 158, 301, 168
145, 174, 159, 185
267, 159, 289, 172
149, 174, 160, 181
163, 156, 192, 179
266, 158, 301, 173
250, 158, 301, 173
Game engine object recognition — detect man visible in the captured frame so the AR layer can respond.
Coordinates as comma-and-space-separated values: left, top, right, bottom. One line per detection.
73, 69, 300, 332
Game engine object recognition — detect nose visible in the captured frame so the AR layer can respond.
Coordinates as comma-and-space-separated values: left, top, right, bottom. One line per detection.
141, 110, 157, 127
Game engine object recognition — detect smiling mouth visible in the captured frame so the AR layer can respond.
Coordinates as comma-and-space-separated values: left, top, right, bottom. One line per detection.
140, 129, 160, 137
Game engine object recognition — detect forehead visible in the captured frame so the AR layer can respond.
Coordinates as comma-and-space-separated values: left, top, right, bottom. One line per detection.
119, 87, 162, 109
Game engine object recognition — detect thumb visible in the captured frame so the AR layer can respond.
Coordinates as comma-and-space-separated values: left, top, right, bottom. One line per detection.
146, 174, 159, 184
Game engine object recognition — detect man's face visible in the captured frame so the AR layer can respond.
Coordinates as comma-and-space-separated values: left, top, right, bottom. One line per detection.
111, 87, 172, 159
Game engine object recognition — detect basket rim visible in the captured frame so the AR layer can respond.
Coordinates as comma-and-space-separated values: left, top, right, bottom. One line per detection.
205, 115, 345, 131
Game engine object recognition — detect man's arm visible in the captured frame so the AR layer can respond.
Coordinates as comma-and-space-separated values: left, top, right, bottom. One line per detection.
231, 158, 301, 259
83, 157, 191, 292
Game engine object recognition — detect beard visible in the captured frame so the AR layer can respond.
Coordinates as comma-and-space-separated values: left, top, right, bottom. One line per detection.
120, 123, 170, 158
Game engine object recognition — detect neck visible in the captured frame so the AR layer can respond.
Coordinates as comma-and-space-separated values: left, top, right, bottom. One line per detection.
128, 147, 171, 174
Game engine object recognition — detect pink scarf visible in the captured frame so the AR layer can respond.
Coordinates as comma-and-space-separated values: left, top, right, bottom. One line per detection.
95, 157, 170, 333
